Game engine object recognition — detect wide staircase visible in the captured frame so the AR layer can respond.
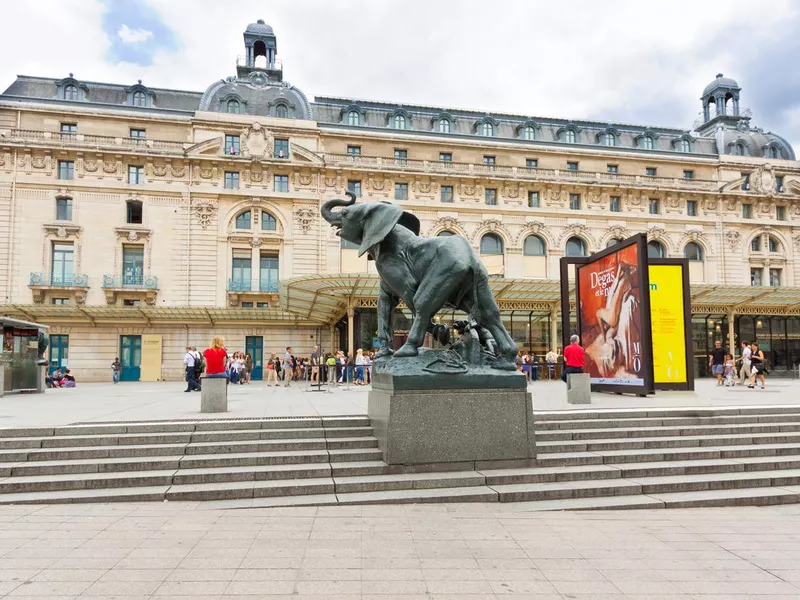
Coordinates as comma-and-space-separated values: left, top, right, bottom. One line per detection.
3, 406, 800, 508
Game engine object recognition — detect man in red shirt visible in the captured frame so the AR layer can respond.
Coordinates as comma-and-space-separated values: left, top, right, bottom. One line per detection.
561, 335, 585, 383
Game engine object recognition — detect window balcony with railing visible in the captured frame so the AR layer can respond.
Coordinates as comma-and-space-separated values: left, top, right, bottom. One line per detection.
259, 279, 279, 293
102, 275, 158, 289
227, 278, 252, 292
29, 272, 89, 288
2, 129, 187, 153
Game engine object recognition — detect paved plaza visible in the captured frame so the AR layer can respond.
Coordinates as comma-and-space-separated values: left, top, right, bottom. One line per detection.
0, 502, 799, 599
2, 377, 799, 428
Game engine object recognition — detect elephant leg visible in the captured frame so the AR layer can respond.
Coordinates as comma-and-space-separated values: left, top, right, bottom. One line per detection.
475, 281, 518, 370
375, 286, 398, 359
394, 267, 466, 357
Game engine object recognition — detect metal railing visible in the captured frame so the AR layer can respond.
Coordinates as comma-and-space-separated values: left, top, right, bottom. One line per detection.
4, 129, 187, 151
29, 272, 88, 287
102, 275, 158, 289
259, 279, 279, 293
228, 279, 252, 292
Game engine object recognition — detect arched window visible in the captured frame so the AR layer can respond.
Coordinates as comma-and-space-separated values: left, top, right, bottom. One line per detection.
393, 114, 406, 129
226, 99, 241, 114
768, 236, 780, 253
523, 126, 535, 140
684, 242, 704, 262
275, 104, 288, 118
481, 122, 494, 137
523, 235, 546, 256
64, 85, 78, 101
437, 230, 455, 237
132, 91, 146, 107
734, 142, 747, 156
235, 210, 252, 230
679, 138, 691, 153
480, 233, 504, 255
641, 135, 654, 150
261, 211, 277, 231
347, 110, 360, 126
564, 129, 576, 144
438, 119, 450, 133
602, 133, 616, 147
647, 240, 665, 258
565, 236, 587, 257
606, 237, 622, 248
751, 237, 761, 252
766, 145, 780, 159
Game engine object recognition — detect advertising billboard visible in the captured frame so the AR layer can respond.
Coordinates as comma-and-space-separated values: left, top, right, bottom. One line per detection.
575, 234, 654, 394
648, 260, 694, 390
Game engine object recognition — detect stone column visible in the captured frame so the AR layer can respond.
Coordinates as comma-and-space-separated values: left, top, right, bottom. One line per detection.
728, 309, 736, 351
549, 306, 558, 354
347, 305, 355, 357
329, 324, 336, 353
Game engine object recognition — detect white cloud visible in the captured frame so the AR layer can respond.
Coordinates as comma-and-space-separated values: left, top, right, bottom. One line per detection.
117, 24, 153, 44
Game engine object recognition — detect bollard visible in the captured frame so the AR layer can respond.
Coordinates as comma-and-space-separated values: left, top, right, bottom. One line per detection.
200, 375, 228, 412
566, 373, 591, 404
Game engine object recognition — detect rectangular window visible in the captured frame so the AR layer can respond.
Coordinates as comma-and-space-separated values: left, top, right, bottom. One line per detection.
683, 170, 694, 179
687, 200, 697, 216
569, 193, 581, 210
742, 203, 753, 219
56, 197, 73, 221
483, 155, 496, 165
52, 298, 70, 305
224, 134, 241, 155
274, 174, 289, 193
259, 253, 279, 292
528, 191, 540, 208
607, 164, 618, 173
231, 255, 252, 289
776, 206, 786, 221
58, 160, 74, 180
241, 302, 254, 308
751, 268, 763, 286
776, 175, 784, 192
347, 179, 362, 197
60, 123, 77, 133
122, 246, 144, 286
394, 183, 408, 200
649, 198, 659, 215
770, 268, 782, 287
526, 158, 538, 169
439, 152, 452, 162
127, 165, 144, 184
274, 138, 289, 159
485, 188, 497, 205
129, 129, 146, 144
741, 173, 751, 191
441, 185, 454, 203
224, 171, 240, 189
51, 243, 74, 284
394, 149, 408, 165
126, 201, 143, 224
567, 161, 579, 171
123, 299, 141, 307
256, 302, 268, 308
609, 196, 621, 212
346, 145, 361, 156
646, 167, 657, 177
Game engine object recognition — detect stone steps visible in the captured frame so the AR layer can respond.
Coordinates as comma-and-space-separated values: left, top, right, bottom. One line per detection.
3, 407, 800, 508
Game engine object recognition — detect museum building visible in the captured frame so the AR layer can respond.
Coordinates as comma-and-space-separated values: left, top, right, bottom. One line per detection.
1, 19, 800, 382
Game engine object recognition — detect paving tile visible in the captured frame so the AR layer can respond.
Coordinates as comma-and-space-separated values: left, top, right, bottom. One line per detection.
293, 580, 361, 594
361, 579, 428, 594
6, 580, 93, 596
32, 569, 107, 582
153, 580, 231, 595
424, 579, 495, 594
81, 580, 162, 596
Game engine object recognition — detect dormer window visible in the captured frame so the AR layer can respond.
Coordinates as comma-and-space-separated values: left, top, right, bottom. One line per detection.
557, 124, 580, 144
679, 139, 690, 152
734, 142, 747, 156
642, 136, 654, 149
64, 85, 78, 101
432, 113, 455, 134
125, 82, 153, 107
564, 130, 576, 143
481, 122, 493, 136
517, 120, 540, 141
132, 91, 146, 107
227, 99, 241, 114
347, 110, 360, 126
394, 114, 406, 129
275, 104, 288, 118
602, 132, 616, 146
438, 118, 450, 133
522, 126, 535, 140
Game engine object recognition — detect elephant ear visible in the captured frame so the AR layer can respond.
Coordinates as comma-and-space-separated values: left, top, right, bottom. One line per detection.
358, 202, 420, 257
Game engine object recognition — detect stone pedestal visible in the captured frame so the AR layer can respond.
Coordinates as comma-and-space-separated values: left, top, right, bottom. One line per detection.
200, 376, 228, 413
36, 365, 47, 393
567, 373, 591, 404
369, 350, 536, 466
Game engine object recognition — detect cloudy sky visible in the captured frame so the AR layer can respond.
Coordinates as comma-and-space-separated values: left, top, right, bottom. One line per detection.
2, 0, 799, 149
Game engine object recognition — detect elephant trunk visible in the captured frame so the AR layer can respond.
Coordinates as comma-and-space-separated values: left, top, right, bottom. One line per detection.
320, 190, 356, 227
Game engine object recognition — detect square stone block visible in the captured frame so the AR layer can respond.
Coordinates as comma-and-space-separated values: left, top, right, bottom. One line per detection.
567, 373, 591, 404
200, 376, 228, 413
368, 385, 536, 465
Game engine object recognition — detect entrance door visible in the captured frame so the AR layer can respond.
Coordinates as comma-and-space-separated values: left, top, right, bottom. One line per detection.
48, 335, 69, 374
245, 336, 263, 380
120, 335, 142, 381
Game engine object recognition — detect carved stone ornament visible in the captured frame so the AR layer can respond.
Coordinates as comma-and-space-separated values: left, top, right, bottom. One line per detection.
725, 229, 741, 251
240, 122, 274, 159
102, 161, 119, 174
199, 168, 214, 179
514, 220, 547, 245
250, 169, 264, 183
426, 216, 463, 237
83, 160, 98, 172
115, 227, 151, 242
170, 164, 186, 178
750, 163, 776, 195
192, 200, 218, 230
299, 173, 313, 186
152, 165, 167, 177
32, 156, 46, 169
0, 153, 5, 167
294, 205, 316, 234
250, 237, 262, 248
793, 231, 800, 251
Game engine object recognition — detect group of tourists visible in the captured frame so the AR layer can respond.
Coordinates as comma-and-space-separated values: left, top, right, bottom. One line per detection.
710, 339, 768, 389
516, 348, 566, 381
45, 367, 76, 388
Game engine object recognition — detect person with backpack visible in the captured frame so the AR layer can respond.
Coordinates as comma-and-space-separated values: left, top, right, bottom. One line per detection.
191, 346, 203, 390
184, 345, 201, 392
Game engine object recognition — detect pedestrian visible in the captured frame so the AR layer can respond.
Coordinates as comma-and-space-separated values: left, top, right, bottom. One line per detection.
229, 352, 240, 385
310, 345, 320, 385
545, 349, 559, 380
326, 353, 336, 384
282, 346, 294, 387
184, 345, 201, 392
364, 351, 372, 384
561, 335, 585, 383
355, 348, 365, 385
531, 354, 539, 381
203, 336, 228, 379
336, 350, 345, 384
708, 340, 727, 386
724, 353, 736, 387
244, 352, 253, 384
738, 340, 752, 385
521, 352, 530, 381
191, 346, 203, 390
265, 352, 278, 386
748, 342, 767, 389
111, 357, 121, 384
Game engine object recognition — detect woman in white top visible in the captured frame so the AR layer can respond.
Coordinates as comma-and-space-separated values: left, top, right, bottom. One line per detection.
355, 349, 366, 385
364, 352, 372, 385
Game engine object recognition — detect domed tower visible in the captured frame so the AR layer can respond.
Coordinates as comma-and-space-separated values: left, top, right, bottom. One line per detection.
699, 73, 745, 127
238, 19, 281, 82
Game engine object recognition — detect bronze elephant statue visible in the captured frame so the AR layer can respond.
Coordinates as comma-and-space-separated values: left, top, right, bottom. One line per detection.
321, 191, 518, 370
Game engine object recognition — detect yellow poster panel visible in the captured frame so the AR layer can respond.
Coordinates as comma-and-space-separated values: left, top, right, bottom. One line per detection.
140, 335, 163, 382
649, 265, 687, 384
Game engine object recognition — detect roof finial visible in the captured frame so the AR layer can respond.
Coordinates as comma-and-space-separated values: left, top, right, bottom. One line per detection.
257, 18, 265, 24
138, 79, 142, 84
716, 73, 724, 78
69, 72, 74, 78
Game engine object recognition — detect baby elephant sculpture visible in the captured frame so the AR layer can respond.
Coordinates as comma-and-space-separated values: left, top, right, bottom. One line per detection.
321, 191, 518, 370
